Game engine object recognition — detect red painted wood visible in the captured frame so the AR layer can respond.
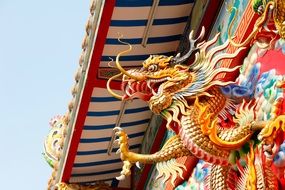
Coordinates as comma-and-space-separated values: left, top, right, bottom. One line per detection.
224, 8, 260, 80
94, 79, 122, 90
61, 0, 116, 182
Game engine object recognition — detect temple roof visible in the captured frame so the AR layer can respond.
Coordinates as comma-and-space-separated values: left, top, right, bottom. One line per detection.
47, 0, 197, 189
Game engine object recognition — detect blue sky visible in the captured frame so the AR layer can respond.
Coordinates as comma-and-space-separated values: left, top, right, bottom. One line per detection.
0, 1, 89, 189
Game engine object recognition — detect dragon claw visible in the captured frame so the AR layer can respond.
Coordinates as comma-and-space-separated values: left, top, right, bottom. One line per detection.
135, 161, 141, 169
116, 149, 121, 154
116, 174, 126, 181
114, 128, 135, 179
113, 126, 123, 132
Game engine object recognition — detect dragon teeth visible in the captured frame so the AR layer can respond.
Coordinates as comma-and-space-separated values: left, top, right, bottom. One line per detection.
152, 89, 157, 96
147, 80, 152, 89
129, 83, 135, 92
125, 86, 132, 97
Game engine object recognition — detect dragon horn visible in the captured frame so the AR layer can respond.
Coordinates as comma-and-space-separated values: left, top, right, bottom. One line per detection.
116, 37, 144, 81
107, 72, 123, 100
173, 26, 205, 64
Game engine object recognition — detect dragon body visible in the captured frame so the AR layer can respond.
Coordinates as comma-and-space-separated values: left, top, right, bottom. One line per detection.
106, 2, 285, 188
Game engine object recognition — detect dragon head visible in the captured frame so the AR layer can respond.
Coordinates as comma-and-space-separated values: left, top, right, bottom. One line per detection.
121, 54, 193, 114
107, 28, 244, 115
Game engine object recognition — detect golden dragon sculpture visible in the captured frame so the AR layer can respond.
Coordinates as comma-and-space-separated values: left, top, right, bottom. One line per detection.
107, 26, 285, 189
105, 2, 285, 188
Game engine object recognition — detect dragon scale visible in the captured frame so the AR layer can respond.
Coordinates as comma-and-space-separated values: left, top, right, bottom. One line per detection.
207, 165, 231, 190
178, 87, 252, 166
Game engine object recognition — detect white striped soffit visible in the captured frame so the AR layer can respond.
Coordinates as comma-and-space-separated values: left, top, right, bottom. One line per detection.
100, 0, 194, 68
67, 0, 194, 188
69, 87, 152, 188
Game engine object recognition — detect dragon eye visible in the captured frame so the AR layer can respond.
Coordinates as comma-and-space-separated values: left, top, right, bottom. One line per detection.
148, 64, 158, 72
